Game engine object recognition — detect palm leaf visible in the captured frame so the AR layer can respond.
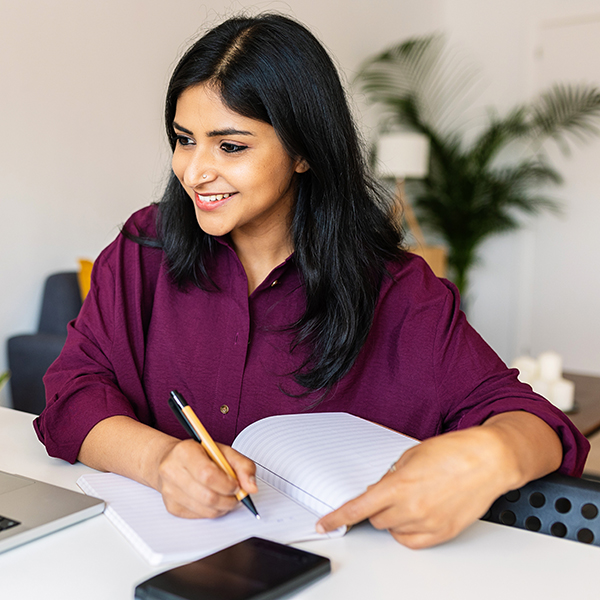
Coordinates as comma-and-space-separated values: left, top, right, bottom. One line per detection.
528, 84, 600, 153
469, 107, 529, 169
355, 34, 600, 294
356, 35, 481, 134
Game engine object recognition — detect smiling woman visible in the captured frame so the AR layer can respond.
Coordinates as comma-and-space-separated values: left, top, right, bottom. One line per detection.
34, 13, 589, 550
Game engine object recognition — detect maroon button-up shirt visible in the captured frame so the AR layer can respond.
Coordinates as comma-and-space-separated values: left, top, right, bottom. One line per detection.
34, 205, 589, 474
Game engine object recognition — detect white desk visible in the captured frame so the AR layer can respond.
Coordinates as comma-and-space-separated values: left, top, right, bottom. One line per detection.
1, 405, 599, 600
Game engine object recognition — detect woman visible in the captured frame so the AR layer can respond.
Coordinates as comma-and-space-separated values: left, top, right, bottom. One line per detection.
35, 13, 588, 549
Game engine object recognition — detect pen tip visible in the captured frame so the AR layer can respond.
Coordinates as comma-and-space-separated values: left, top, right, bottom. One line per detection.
241, 495, 260, 519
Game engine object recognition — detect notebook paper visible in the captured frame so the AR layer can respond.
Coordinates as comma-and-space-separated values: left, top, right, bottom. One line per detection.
77, 472, 338, 566
233, 413, 420, 514
78, 412, 419, 565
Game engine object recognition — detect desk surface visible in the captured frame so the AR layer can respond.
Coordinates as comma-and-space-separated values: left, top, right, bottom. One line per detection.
1, 406, 599, 600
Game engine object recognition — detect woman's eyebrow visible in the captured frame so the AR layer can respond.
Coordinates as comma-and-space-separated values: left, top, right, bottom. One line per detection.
173, 122, 255, 138
173, 121, 193, 135
206, 128, 255, 137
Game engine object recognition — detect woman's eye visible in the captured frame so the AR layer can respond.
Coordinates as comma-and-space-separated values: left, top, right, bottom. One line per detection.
175, 134, 194, 146
221, 142, 247, 154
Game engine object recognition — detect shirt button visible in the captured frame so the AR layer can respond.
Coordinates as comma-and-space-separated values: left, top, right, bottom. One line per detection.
219, 404, 229, 415
270, 279, 279, 287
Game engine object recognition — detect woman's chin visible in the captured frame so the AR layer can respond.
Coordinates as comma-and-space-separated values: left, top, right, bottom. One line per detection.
194, 215, 232, 239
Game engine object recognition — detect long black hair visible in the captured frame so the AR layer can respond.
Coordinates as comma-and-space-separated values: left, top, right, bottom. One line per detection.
142, 13, 404, 397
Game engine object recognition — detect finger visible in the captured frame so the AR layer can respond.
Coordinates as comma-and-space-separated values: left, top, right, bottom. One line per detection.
162, 489, 236, 520
161, 465, 241, 518
388, 529, 445, 550
387, 513, 471, 549
159, 441, 238, 507
175, 441, 241, 496
159, 462, 235, 516
159, 463, 239, 515
316, 485, 392, 533
220, 444, 258, 494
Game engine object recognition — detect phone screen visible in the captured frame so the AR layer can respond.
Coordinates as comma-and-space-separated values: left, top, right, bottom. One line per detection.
135, 537, 331, 600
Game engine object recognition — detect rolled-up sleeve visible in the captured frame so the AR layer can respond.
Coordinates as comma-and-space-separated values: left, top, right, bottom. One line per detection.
34, 208, 162, 463
432, 278, 589, 477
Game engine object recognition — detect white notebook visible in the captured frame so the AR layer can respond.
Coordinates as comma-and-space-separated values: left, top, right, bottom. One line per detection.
77, 412, 419, 565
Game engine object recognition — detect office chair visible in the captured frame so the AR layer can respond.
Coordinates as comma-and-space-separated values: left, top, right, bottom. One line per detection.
7, 272, 82, 414
482, 472, 600, 546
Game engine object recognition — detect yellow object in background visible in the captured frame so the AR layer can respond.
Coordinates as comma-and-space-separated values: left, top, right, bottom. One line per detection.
408, 244, 447, 278
77, 259, 94, 301
0, 371, 9, 390
391, 184, 447, 279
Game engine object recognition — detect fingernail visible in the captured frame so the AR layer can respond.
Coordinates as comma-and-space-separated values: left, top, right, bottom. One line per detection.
316, 523, 325, 534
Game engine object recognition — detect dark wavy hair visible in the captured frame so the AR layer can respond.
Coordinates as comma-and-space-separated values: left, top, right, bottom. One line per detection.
137, 13, 404, 397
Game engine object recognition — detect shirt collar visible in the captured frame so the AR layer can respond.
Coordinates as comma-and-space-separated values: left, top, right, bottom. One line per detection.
212, 235, 297, 290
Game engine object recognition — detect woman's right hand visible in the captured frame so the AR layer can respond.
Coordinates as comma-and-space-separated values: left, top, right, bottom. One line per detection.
78, 415, 257, 520
156, 438, 258, 519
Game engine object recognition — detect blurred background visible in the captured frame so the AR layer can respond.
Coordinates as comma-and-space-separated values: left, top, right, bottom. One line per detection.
2, 0, 600, 409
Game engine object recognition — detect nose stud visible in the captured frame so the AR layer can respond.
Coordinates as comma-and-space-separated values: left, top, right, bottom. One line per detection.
202, 174, 208, 179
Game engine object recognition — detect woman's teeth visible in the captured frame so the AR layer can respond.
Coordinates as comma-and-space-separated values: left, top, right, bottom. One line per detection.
203, 193, 233, 203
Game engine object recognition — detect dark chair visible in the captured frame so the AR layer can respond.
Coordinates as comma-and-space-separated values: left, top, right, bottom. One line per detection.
483, 472, 600, 546
7, 272, 82, 415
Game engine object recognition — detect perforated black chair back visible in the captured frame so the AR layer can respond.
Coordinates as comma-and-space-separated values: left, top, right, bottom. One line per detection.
482, 473, 600, 546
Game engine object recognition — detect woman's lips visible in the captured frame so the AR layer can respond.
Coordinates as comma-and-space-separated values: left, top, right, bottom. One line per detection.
194, 192, 236, 211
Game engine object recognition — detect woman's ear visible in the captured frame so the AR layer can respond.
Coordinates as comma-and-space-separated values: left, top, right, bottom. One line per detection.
295, 158, 310, 173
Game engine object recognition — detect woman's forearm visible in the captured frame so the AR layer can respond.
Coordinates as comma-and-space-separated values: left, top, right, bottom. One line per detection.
77, 415, 180, 490
482, 411, 563, 491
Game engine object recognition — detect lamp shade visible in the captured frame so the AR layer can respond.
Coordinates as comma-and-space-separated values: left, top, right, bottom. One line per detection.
376, 132, 430, 179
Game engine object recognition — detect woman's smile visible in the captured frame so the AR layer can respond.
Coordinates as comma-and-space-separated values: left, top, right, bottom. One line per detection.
194, 191, 237, 210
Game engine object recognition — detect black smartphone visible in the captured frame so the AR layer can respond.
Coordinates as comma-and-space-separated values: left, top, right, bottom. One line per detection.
134, 537, 331, 600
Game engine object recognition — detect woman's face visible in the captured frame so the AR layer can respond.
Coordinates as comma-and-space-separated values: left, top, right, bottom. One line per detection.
172, 84, 308, 251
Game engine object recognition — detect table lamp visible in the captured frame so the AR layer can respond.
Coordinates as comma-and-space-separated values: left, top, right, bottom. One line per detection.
376, 132, 447, 278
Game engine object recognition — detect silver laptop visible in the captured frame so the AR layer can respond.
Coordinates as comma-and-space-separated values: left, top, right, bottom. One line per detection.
0, 470, 105, 553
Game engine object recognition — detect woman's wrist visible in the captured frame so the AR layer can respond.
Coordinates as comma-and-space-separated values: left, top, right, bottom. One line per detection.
138, 433, 181, 490
477, 419, 525, 495
78, 415, 181, 491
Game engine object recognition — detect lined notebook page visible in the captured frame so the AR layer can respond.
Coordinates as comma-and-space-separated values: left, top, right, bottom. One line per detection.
77, 471, 340, 566
232, 412, 419, 512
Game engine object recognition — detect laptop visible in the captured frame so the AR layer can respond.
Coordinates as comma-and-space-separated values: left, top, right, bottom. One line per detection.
0, 470, 105, 554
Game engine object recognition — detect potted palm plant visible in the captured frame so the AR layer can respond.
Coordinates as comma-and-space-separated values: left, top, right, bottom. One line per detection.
356, 35, 600, 297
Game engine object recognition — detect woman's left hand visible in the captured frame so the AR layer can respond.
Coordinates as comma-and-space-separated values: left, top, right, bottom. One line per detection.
316, 412, 562, 549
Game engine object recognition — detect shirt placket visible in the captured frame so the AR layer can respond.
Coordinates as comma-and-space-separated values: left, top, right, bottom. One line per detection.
211, 256, 251, 442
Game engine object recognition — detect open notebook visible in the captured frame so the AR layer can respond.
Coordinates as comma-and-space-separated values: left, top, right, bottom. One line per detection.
78, 412, 419, 565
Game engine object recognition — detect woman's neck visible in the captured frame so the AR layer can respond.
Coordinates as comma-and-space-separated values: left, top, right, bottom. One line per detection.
230, 230, 293, 295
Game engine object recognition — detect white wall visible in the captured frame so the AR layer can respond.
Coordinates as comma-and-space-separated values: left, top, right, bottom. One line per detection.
440, 0, 600, 375
528, 13, 600, 372
3, 0, 599, 409
0, 0, 443, 406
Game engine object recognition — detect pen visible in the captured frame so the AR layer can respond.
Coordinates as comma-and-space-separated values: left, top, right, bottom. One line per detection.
168, 390, 260, 519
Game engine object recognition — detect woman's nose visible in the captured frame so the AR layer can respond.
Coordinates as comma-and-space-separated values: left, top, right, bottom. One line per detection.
184, 151, 217, 187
